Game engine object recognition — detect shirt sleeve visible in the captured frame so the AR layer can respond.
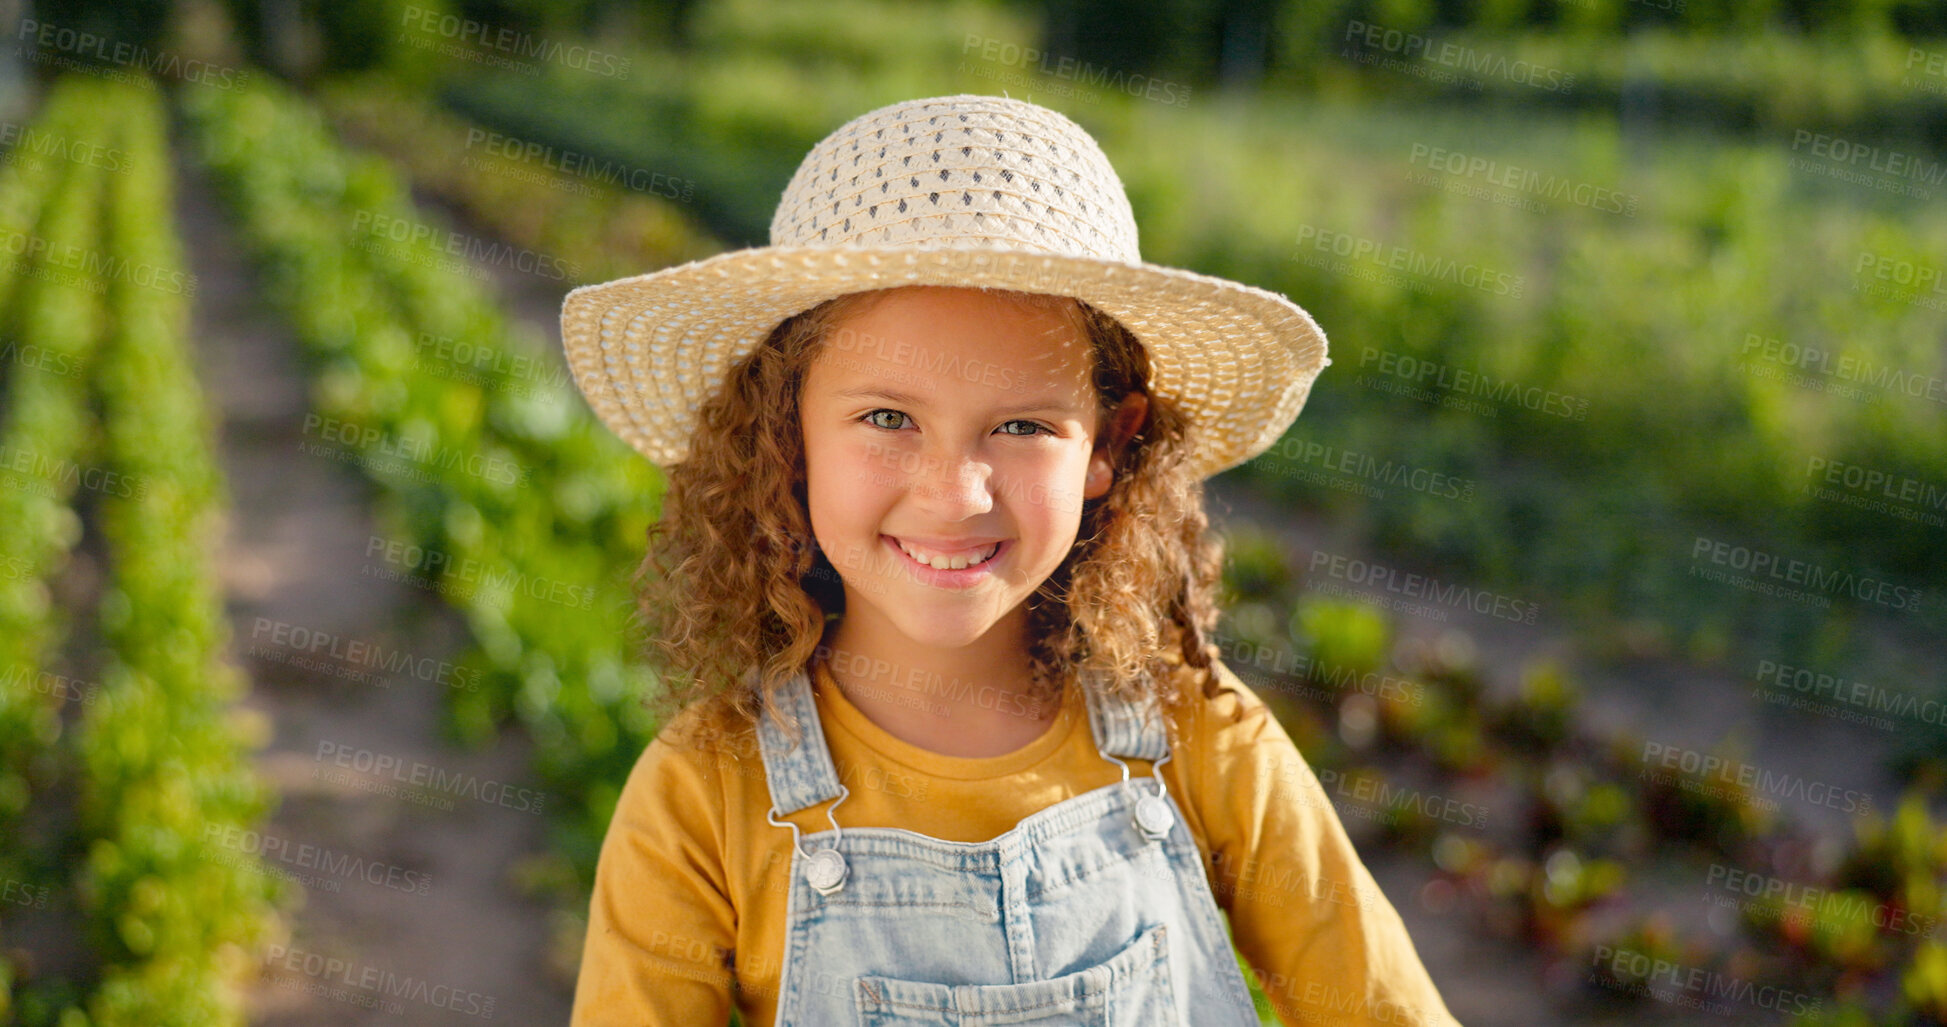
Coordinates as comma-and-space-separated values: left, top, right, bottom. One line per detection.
1193, 660, 1461, 1027
570, 726, 738, 1027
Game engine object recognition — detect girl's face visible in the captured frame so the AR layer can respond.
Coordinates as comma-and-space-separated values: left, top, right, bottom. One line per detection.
799, 286, 1143, 652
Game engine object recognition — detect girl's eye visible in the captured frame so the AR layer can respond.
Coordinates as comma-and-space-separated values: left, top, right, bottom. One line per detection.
861, 411, 1051, 436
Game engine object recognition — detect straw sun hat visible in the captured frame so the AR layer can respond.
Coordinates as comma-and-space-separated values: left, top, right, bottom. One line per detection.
559, 93, 1330, 480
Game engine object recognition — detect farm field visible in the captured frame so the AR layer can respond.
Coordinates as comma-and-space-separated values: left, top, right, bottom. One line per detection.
1, 1, 1943, 1024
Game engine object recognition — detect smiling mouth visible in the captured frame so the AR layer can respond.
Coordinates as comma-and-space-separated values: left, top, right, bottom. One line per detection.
886, 536, 1004, 571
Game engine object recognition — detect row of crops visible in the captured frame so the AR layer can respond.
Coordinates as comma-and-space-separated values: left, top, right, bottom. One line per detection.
309, 75, 721, 287
1219, 552, 1947, 1023
0, 76, 278, 1025
1314, 26, 1947, 143
176, 73, 673, 940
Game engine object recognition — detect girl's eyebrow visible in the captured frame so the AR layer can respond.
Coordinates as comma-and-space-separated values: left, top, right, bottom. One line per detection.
833, 386, 1082, 416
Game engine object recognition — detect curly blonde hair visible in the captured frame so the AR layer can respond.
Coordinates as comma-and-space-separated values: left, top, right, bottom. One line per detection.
633, 287, 1233, 751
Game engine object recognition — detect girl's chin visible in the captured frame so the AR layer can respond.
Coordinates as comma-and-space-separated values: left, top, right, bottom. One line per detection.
838, 592, 1029, 650
885, 609, 1007, 648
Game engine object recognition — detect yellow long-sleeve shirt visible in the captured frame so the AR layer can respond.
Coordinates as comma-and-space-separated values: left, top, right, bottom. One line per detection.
570, 657, 1460, 1026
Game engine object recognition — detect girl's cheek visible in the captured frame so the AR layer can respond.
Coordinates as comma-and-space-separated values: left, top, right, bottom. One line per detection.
843, 449, 899, 493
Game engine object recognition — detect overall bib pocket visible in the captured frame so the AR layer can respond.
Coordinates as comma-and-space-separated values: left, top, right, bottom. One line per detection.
851, 922, 1177, 1026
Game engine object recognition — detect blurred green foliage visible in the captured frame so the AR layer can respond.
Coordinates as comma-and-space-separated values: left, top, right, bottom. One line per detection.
0, 75, 282, 1027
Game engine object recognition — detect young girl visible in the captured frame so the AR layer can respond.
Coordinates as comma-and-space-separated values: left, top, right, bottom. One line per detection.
559, 94, 1459, 1026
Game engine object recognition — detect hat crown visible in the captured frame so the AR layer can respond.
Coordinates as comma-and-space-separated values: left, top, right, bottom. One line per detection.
768, 94, 1141, 263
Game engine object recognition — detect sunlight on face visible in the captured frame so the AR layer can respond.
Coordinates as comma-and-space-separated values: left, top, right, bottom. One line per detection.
798, 286, 1113, 651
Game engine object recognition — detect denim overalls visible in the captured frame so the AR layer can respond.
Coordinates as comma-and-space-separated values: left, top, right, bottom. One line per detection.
756, 664, 1261, 1025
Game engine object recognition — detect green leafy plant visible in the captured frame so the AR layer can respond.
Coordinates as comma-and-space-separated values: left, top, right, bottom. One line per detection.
0, 74, 284, 1027
67, 77, 283, 1027
180, 73, 668, 936
0, 74, 115, 1025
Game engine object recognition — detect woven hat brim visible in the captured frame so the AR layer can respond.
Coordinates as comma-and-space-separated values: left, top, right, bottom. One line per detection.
559, 246, 1328, 480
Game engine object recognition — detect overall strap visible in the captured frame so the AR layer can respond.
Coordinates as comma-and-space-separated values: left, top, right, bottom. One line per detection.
1081, 667, 1172, 762
755, 665, 848, 816
756, 662, 1172, 814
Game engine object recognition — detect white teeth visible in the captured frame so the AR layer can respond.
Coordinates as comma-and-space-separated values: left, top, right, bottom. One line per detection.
895, 539, 1001, 570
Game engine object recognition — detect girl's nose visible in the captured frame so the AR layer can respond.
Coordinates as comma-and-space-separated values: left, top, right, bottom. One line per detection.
907, 446, 995, 518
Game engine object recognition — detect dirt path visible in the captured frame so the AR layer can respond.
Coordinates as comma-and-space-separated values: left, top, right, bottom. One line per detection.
173, 127, 573, 1025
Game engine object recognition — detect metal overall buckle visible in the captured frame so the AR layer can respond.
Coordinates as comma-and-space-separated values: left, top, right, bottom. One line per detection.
768, 784, 853, 896
1104, 747, 1176, 842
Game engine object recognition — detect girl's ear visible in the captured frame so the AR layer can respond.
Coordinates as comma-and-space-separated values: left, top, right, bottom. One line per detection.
1083, 392, 1150, 500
